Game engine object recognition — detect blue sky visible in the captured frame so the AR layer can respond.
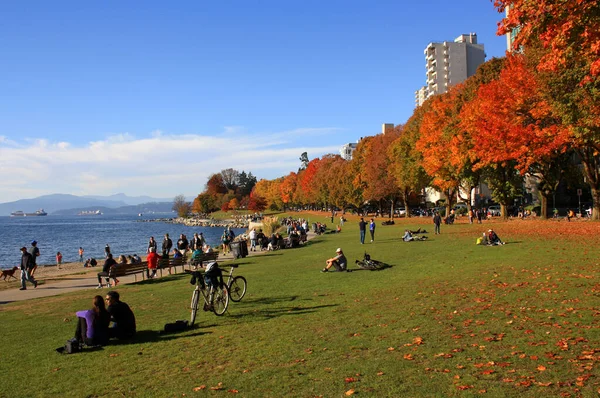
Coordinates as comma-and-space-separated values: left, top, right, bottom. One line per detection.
0, 0, 507, 203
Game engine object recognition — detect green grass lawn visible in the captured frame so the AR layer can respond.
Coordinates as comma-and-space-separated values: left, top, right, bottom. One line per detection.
1, 214, 599, 397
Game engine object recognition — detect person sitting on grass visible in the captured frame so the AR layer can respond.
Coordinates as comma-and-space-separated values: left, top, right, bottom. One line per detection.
321, 248, 348, 272
105, 291, 136, 340
487, 229, 505, 245
73, 295, 110, 347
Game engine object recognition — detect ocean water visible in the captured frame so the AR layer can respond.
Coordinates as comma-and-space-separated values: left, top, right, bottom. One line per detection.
0, 214, 246, 269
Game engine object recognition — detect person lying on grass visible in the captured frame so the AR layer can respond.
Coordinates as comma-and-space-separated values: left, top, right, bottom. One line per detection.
402, 230, 428, 242
321, 248, 348, 272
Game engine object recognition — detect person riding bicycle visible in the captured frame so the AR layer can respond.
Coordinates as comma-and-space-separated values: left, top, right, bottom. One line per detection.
321, 248, 347, 272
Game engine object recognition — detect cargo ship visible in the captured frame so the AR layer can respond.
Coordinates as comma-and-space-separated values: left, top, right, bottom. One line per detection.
10, 209, 48, 217
78, 210, 102, 216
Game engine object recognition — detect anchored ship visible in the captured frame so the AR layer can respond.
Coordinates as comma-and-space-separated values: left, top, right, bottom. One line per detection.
78, 210, 102, 216
10, 209, 48, 217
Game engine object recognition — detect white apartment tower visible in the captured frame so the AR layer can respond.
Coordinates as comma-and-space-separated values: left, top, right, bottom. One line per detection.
415, 33, 485, 107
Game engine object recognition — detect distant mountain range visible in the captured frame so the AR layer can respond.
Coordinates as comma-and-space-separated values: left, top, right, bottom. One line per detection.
0, 193, 178, 216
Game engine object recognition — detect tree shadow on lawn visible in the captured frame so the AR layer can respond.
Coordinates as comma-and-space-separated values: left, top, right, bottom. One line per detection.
227, 303, 338, 321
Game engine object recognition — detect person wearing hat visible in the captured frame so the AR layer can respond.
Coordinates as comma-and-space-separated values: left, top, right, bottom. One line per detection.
19, 247, 38, 290
29, 240, 40, 277
322, 248, 348, 272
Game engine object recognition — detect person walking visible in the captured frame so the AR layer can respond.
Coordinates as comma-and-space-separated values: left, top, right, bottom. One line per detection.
161, 234, 173, 256
29, 240, 40, 277
369, 218, 376, 243
19, 246, 37, 290
78, 247, 84, 263
359, 218, 366, 244
56, 251, 63, 269
104, 244, 111, 259
249, 228, 257, 251
433, 212, 442, 235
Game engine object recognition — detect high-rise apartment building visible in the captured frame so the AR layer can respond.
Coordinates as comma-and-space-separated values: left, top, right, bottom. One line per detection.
415, 33, 485, 107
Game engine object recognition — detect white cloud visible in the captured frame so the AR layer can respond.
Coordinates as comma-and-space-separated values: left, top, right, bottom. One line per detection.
0, 127, 341, 203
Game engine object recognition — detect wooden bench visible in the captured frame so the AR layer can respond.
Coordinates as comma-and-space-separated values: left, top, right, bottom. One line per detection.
157, 256, 189, 277
108, 261, 148, 285
188, 252, 219, 269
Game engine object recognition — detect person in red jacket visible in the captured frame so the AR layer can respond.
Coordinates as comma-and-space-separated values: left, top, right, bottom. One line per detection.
146, 247, 159, 279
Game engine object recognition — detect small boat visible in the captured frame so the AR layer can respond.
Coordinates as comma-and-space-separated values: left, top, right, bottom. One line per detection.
138, 213, 143, 217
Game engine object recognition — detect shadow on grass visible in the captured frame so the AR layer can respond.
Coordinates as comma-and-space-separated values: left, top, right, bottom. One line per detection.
228, 303, 338, 321
108, 329, 211, 345
242, 295, 299, 305
137, 273, 189, 286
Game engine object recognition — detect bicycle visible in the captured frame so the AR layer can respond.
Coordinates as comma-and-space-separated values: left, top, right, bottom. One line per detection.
355, 252, 388, 270
189, 269, 229, 326
222, 264, 247, 302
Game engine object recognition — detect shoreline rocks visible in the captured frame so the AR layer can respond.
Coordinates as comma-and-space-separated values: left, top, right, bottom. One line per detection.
139, 217, 250, 229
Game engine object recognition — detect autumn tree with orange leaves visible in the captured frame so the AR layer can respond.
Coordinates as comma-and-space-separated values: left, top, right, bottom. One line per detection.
388, 116, 431, 217
461, 54, 569, 218
496, 1, 600, 218
416, 87, 465, 216
353, 130, 402, 216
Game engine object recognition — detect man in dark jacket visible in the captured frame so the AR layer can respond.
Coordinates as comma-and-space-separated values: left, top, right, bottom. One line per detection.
19, 247, 37, 290
105, 290, 136, 340
28, 240, 40, 277
358, 218, 366, 244
162, 233, 173, 256
97, 254, 117, 288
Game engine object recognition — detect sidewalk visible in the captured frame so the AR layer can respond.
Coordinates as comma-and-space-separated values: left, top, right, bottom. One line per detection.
0, 232, 317, 305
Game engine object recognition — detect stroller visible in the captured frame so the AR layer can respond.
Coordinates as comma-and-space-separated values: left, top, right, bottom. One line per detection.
355, 253, 387, 270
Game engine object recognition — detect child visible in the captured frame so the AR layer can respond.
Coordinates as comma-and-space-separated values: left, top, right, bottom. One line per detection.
56, 252, 63, 269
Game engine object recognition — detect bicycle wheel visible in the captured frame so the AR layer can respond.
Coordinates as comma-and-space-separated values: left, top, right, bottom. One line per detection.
211, 286, 229, 316
228, 276, 247, 302
190, 289, 200, 326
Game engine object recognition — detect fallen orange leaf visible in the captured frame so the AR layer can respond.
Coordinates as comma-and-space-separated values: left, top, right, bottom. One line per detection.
537, 365, 547, 371
456, 385, 473, 390
227, 389, 239, 393
403, 354, 414, 360
345, 389, 355, 396
193, 385, 206, 391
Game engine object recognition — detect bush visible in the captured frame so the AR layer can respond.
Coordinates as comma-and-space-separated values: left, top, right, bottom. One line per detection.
261, 216, 281, 235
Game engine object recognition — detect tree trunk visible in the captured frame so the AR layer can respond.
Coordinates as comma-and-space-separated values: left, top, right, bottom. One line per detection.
539, 194, 548, 219
500, 203, 509, 220
592, 186, 600, 221
577, 147, 600, 220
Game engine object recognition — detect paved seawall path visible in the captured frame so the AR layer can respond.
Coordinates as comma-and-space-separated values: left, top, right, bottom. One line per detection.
0, 232, 317, 305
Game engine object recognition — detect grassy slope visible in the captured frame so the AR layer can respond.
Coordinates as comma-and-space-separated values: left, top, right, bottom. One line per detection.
1, 214, 599, 397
